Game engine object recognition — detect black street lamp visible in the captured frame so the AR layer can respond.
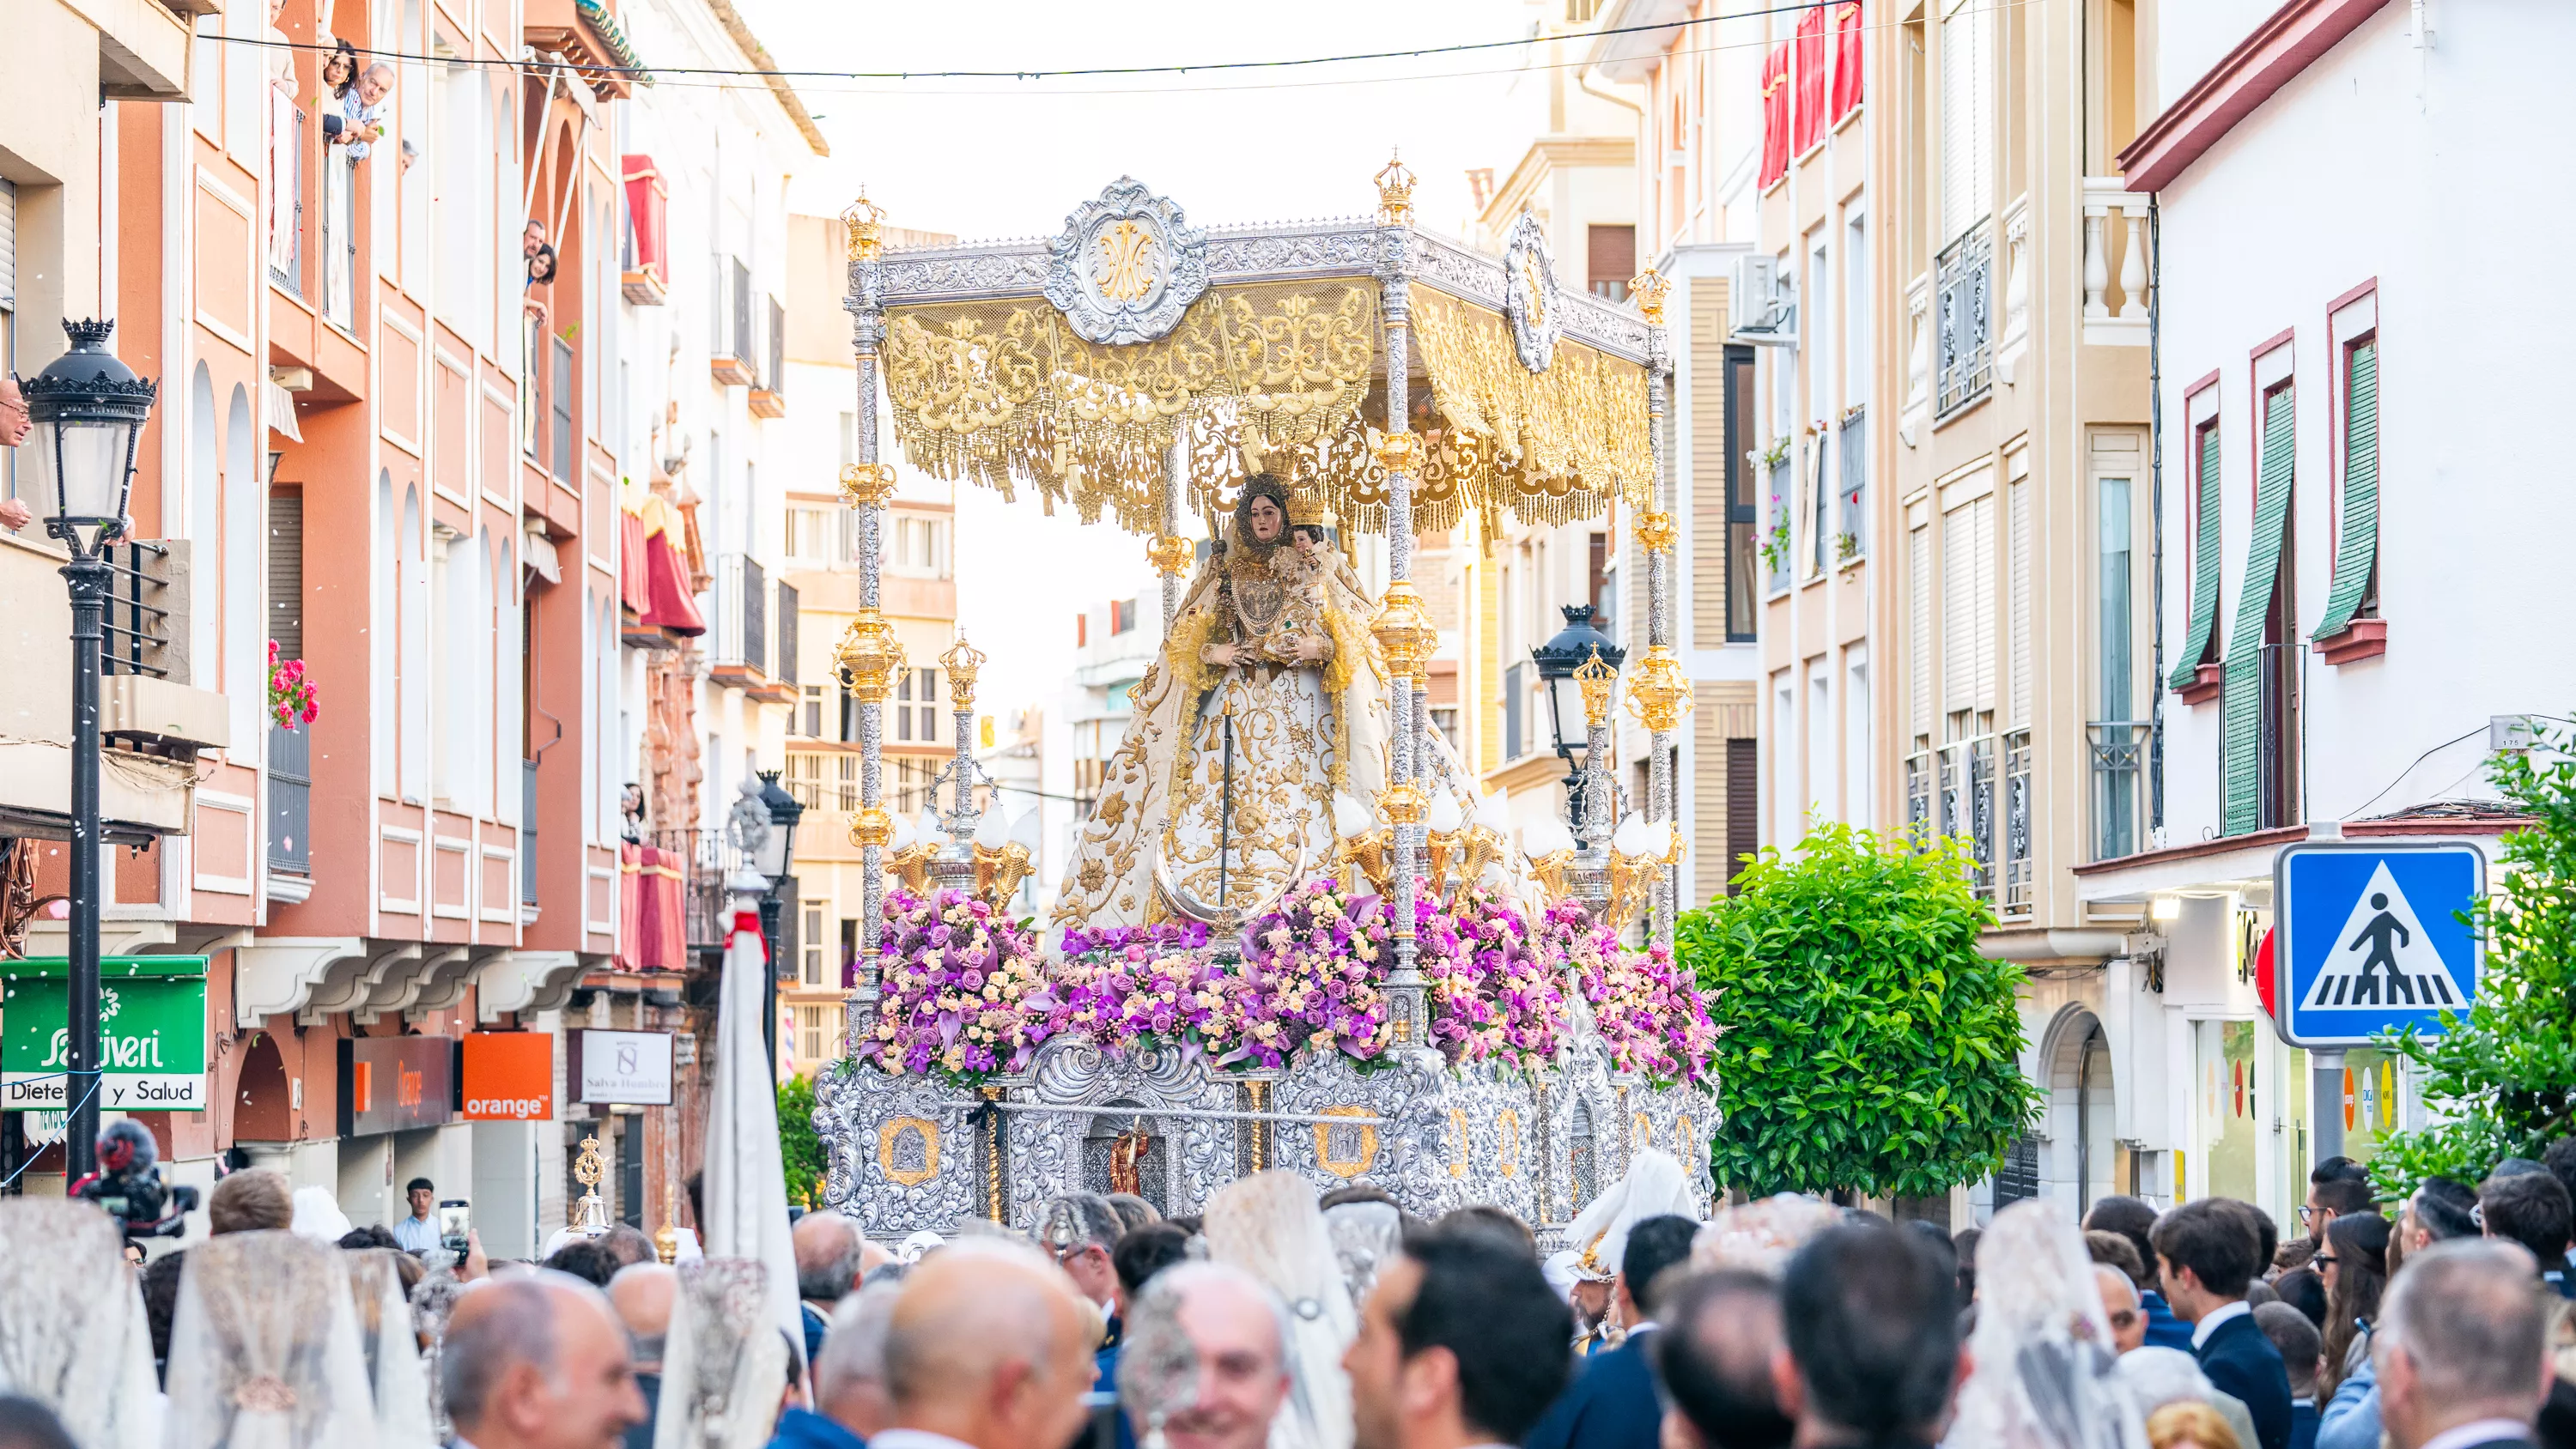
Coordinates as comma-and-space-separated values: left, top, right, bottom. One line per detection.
22, 319, 157, 1183
751, 770, 803, 1073
1530, 604, 1625, 834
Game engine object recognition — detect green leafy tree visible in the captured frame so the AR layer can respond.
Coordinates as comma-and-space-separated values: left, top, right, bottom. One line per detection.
778, 1072, 828, 1210
1677, 822, 2041, 1198
2371, 732, 2576, 1194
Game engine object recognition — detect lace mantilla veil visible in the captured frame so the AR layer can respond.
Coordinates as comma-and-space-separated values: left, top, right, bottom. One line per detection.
1941, 1199, 2150, 1449
1206, 1173, 1358, 1449
346, 1248, 439, 1449
163, 1229, 380, 1449
653, 1257, 791, 1449
0, 1199, 161, 1449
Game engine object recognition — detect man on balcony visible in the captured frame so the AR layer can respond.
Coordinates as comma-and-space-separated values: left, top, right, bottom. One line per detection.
0, 377, 29, 533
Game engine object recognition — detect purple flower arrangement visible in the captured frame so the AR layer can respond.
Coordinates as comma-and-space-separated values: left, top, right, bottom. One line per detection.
1425, 884, 1568, 1071
1539, 897, 1720, 1086
858, 888, 1059, 1082
857, 880, 1716, 1087
1240, 876, 1394, 1064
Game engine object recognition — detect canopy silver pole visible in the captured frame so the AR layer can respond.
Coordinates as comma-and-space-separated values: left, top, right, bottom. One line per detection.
841, 200, 893, 1046
1370, 160, 1431, 1051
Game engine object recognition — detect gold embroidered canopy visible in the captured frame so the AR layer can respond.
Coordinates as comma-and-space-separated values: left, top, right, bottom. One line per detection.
871, 194, 1656, 537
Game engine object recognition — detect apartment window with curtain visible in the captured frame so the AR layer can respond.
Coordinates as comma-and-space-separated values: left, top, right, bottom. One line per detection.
1724, 347, 1759, 640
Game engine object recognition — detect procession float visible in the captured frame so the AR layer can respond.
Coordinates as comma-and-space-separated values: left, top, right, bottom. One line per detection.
813, 162, 1717, 1242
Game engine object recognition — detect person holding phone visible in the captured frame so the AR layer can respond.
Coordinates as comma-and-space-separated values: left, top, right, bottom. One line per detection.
392, 1177, 440, 1254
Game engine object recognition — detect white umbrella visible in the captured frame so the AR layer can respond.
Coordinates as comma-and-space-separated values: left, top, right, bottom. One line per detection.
701, 874, 807, 1378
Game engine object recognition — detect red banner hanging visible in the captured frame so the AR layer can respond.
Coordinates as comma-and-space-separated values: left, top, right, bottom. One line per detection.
1832, 2, 1866, 122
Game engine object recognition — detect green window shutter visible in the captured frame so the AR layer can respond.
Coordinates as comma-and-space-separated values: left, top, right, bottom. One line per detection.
2312, 341, 2379, 641
2222, 386, 2296, 835
2167, 425, 2225, 688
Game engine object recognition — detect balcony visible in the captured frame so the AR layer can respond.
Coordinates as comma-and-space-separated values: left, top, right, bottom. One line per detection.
2087, 720, 2150, 862
1934, 221, 1994, 421
2081, 179, 2151, 348
0, 537, 225, 840
709, 256, 756, 385
639, 828, 735, 953
268, 100, 304, 295
1910, 728, 2027, 916
708, 555, 795, 702
525, 0, 644, 98
747, 297, 787, 417
1836, 409, 1866, 564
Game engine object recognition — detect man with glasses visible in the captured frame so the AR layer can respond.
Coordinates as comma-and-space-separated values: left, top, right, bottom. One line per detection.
0, 377, 30, 532
2304, 1177, 2377, 1250
1036, 1194, 1129, 1386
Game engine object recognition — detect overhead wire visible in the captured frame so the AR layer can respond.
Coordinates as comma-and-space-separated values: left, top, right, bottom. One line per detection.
202, 1, 2037, 105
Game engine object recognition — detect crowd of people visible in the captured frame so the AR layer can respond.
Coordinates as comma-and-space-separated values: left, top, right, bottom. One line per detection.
0, 1147, 2570, 1449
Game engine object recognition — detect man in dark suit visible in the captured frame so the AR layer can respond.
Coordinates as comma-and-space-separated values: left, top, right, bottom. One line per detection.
1523, 1215, 1702, 1449
2153, 1199, 2293, 1449
2375, 1240, 2554, 1449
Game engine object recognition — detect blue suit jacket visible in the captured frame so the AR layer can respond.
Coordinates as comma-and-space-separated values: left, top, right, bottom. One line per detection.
2196, 1313, 2294, 1449
2288, 1399, 2320, 1449
1522, 1328, 1660, 1449
769, 1407, 867, 1449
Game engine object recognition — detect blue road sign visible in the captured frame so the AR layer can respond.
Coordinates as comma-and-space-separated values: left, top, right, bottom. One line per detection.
2273, 841, 2485, 1048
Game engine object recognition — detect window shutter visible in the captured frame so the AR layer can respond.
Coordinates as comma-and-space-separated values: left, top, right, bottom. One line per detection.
2223, 387, 2296, 834
268, 492, 303, 660
0, 179, 15, 313
1942, 507, 1971, 713
1911, 521, 1932, 731
2169, 425, 2225, 687
1726, 737, 1761, 896
2314, 342, 2379, 641
1939, 0, 1993, 241
1971, 493, 1996, 711
2004, 481, 2029, 725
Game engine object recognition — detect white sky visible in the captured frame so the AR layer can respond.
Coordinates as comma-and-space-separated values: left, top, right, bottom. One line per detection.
730, 0, 1541, 716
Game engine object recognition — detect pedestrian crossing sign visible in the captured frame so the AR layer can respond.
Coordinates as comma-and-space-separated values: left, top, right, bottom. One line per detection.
2273, 841, 2484, 1047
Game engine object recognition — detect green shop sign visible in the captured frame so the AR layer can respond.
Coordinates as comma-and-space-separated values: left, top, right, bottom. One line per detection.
2, 956, 210, 1112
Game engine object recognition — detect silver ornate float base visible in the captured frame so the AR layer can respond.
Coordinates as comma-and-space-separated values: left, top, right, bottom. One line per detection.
815, 1033, 1716, 1243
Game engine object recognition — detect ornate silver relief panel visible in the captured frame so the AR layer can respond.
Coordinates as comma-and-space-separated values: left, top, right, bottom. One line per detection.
1043, 178, 1211, 344
1501, 211, 1563, 373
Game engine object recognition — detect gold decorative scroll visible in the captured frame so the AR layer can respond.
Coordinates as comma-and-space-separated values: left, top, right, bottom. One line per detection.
1407, 285, 1655, 521
881, 280, 1380, 532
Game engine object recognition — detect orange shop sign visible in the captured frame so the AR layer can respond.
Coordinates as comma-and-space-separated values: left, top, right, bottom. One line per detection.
461, 1032, 555, 1120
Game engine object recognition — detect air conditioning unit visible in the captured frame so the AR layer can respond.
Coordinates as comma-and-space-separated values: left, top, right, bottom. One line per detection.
1728, 252, 1797, 345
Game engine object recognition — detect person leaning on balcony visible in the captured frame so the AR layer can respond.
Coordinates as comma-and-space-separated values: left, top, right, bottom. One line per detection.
0, 376, 30, 533
339, 64, 394, 161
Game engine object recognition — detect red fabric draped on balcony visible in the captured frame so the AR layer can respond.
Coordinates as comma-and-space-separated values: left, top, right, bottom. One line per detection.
618, 843, 645, 970
651, 847, 685, 970
1760, 42, 1792, 187
636, 493, 706, 635
1794, 4, 1831, 155
623, 155, 668, 285
1832, 1, 1865, 121
620, 506, 652, 614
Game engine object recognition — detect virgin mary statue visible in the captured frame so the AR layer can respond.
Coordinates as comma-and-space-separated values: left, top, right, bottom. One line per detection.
1053, 475, 1390, 931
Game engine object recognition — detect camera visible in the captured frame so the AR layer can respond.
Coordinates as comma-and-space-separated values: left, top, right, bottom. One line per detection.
71, 1121, 198, 1240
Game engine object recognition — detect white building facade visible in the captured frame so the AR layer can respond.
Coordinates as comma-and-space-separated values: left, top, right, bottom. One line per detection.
2074, 0, 2576, 1216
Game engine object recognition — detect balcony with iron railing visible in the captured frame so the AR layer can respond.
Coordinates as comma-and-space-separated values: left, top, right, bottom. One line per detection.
707, 555, 795, 701
2087, 720, 2151, 862
267, 100, 305, 295
709, 256, 756, 385
0, 535, 225, 839
1935, 220, 1994, 421
1905, 727, 2032, 916
637, 828, 737, 951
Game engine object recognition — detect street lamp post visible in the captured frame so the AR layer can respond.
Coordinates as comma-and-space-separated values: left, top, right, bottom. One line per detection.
754, 772, 803, 1074
21, 319, 157, 1183
1531, 604, 1626, 839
